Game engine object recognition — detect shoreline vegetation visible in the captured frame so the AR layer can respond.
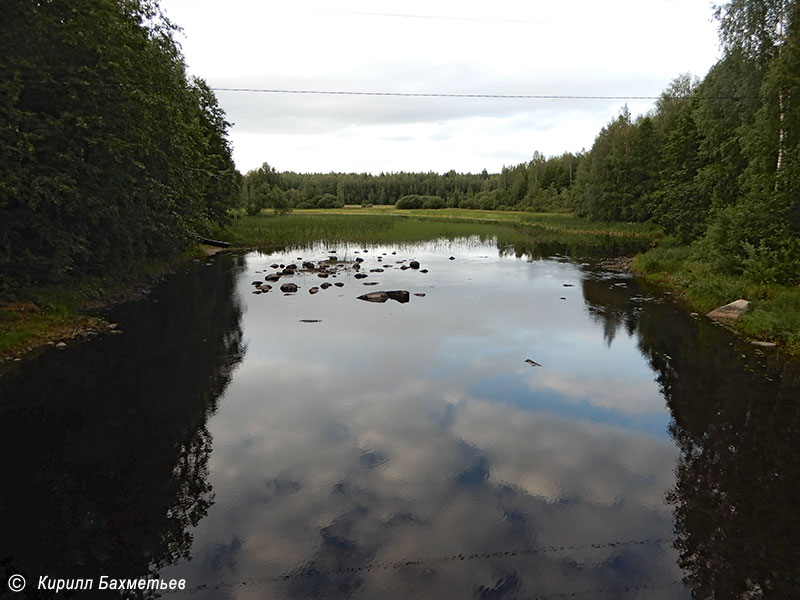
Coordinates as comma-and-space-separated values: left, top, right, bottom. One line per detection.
2, 209, 798, 363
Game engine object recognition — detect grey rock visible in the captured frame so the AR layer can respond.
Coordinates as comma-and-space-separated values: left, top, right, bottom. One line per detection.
707, 299, 751, 321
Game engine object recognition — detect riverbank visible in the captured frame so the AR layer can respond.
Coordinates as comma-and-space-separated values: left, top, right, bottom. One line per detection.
223, 208, 661, 248
632, 243, 800, 354
0, 245, 215, 364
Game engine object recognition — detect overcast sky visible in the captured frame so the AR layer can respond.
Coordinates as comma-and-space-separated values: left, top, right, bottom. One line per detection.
159, 0, 722, 175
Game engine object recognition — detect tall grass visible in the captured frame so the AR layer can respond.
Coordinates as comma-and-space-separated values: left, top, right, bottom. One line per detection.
222, 211, 658, 256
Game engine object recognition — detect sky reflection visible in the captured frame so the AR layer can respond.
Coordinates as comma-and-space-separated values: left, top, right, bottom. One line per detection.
161, 240, 687, 598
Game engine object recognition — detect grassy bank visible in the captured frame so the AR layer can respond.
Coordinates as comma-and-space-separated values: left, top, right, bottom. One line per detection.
0, 245, 209, 362
633, 242, 800, 353
223, 208, 661, 250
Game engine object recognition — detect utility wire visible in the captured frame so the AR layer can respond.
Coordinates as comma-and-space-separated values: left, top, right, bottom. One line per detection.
209, 87, 750, 101
211, 88, 664, 100
19, 79, 753, 101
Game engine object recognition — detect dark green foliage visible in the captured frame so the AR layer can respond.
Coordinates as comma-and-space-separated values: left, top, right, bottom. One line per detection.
572, 1, 799, 284
574, 108, 658, 222
0, 0, 238, 299
395, 195, 445, 209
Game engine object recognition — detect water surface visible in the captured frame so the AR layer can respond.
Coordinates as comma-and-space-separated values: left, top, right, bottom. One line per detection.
1, 235, 797, 599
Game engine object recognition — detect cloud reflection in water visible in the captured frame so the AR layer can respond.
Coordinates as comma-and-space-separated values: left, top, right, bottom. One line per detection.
161, 242, 687, 599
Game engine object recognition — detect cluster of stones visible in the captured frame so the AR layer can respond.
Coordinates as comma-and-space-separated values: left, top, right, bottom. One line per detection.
250, 255, 353, 295
249, 250, 435, 299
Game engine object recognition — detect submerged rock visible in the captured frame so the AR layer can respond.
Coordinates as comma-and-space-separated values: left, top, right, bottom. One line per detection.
354, 273, 368, 279
309, 287, 320, 294
707, 299, 750, 321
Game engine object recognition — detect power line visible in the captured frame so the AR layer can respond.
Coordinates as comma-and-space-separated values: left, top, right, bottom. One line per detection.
18, 79, 752, 101
211, 88, 659, 100
209, 87, 749, 101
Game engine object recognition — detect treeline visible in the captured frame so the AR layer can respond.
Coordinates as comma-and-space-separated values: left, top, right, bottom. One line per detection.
239, 152, 583, 214
1, 0, 239, 299
577, 0, 800, 284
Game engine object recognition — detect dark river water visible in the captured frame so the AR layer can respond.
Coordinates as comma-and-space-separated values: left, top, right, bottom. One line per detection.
1, 236, 798, 599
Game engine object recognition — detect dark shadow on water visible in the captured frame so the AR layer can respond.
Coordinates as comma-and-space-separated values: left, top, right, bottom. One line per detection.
0, 255, 246, 598
580, 265, 800, 598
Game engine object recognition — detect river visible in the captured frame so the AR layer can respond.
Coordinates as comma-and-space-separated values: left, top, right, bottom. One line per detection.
1, 235, 797, 599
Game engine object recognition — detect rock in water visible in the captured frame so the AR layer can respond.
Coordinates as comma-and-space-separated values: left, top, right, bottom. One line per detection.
707, 299, 750, 321
280, 283, 298, 293
409, 261, 420, 269
309, 287, 319, 294
357, 290, 410, 304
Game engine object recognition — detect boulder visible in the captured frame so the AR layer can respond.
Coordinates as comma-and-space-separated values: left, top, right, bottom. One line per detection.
357, 290, 410, 304
409, 261, 420, 269
280, 283, 298, 293
265, 273, 282, 282
320, 282, 332, 289
334, 282, 344, 287
354, 273, 368, 279
707, 299, 750, 321
309, 287, 320, 294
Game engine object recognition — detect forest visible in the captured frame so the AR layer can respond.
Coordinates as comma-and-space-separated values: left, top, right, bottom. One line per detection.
241, 0, 799, 285
0, 0, 239, 300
